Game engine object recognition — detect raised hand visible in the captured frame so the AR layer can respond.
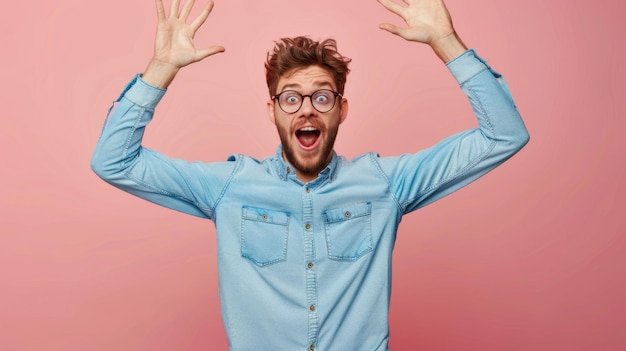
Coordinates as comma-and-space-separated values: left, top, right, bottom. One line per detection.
144, 0, 225, 87
377, 0, 466, 62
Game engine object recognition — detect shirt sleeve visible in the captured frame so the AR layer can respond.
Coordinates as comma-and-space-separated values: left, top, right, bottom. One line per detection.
374, 49, 530, 214
90, 75, 239, 220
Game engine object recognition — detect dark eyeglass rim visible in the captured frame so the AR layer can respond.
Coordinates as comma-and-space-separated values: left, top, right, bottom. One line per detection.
271, 89, 343, 114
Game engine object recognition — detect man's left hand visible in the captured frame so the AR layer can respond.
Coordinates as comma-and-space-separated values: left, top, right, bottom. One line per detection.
377, 0, 467, 62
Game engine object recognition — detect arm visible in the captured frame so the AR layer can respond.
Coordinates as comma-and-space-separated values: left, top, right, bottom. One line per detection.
375, 0, 529, 213
91, 0, 232, 219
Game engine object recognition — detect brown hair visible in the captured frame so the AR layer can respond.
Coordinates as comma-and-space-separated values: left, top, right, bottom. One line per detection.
265, 36, 352, 97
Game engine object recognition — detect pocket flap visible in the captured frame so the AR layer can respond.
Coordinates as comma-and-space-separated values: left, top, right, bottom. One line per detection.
242, 206, 290, 225
323, 202, 371, 223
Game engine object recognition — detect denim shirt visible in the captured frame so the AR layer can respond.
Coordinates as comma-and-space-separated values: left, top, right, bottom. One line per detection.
92, 50, 529, 351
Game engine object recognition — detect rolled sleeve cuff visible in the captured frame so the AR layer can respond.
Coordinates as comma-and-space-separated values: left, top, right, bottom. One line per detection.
116, 74, 167, 109
446, 49, 500, 85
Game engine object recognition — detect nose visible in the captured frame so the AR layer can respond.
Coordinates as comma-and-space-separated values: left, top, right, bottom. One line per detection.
298, 96, 317, 116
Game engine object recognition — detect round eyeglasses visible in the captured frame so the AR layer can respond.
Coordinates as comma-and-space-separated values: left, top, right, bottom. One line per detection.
272, 89, 342, 114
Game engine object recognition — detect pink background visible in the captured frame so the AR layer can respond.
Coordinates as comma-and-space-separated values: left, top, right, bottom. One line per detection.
1, 0, 625, 350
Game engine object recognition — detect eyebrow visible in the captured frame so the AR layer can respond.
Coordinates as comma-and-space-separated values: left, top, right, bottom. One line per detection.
279, 81, 335, 92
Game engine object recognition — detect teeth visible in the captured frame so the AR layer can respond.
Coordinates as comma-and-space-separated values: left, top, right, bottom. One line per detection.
299, 127, 318, 132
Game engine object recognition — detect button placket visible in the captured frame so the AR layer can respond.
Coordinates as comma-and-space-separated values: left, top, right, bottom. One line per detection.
302, 186, 318, 346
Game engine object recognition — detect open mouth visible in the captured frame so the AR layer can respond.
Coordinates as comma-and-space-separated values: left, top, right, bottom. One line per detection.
296, 126, 321, 150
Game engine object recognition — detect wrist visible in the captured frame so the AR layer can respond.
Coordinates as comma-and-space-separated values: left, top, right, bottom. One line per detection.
430, 32, 467, 63
142, 58, 181, 88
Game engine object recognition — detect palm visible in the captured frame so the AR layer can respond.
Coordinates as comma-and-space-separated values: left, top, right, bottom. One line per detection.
154, 20, 200, 68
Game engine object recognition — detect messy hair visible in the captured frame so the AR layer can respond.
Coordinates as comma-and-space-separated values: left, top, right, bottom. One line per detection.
265, 36, 352, 96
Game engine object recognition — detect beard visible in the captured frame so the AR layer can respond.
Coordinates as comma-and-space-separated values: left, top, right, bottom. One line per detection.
277, 125, 338, 179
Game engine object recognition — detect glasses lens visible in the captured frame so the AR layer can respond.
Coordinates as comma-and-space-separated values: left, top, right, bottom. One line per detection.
312, 90, 335, 112
278, 91, 302, 114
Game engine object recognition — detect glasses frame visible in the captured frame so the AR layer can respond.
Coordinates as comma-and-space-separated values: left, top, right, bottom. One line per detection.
272, 89, 343, 114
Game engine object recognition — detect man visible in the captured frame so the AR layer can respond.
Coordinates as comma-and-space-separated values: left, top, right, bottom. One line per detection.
91, 0, 529, 349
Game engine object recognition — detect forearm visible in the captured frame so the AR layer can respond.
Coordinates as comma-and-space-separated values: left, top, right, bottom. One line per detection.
91, 75, 165, 180
380, 50, 529, 213
446, 49, 529, 147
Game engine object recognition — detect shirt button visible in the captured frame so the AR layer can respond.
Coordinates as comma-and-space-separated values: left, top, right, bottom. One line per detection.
286, 167, 291, 174
345, 211, 351, 218
306, 187, 311, 193
309, 305, 316, 311
309, 344, 315, 351
305, 223, 311, 230
307, 262, 314, 269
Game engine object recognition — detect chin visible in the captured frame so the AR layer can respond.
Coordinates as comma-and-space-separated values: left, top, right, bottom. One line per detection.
294, 157, 322, 174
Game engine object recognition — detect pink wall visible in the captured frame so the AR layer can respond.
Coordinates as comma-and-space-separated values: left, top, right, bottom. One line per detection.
1, 0, 625, 350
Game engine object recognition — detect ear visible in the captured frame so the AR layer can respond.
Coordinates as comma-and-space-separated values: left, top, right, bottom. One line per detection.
339, 97, 348, 124
267, 99, 276, 125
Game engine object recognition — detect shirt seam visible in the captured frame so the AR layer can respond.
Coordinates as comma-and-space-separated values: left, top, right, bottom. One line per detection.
368, 153, 404, 213
210, 154, 244, 221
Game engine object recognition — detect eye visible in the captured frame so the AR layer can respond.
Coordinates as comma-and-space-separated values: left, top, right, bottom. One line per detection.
281, 92, 301, 105
313, 91, 332, 104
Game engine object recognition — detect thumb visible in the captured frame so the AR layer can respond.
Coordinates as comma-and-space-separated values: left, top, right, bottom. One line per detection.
379, 23, 406, 38
194, 45, 226, 62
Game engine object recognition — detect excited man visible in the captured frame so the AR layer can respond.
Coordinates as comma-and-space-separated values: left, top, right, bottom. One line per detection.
91, 0, 529, 349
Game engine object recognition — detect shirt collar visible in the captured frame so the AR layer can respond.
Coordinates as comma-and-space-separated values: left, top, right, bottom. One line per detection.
272, 146, 339, 183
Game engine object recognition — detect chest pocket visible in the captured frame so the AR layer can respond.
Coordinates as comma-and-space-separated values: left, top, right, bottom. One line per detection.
241, 206, 291, 267
323, 202, 373, 261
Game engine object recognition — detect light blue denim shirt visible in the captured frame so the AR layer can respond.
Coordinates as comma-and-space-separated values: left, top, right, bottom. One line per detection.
92, 49, 529, 351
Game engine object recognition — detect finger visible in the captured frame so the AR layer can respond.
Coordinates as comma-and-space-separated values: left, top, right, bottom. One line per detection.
180, 0, 195, 20
194, 45, 226, 62
155, 0, 166, 22
376, 0, 405, 18
190, 1, 213, 32
379, 23, 408, 39
169, 0, 181, 18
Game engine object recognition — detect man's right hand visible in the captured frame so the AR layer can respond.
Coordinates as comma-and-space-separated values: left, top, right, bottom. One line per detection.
143, 0, 225, 88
